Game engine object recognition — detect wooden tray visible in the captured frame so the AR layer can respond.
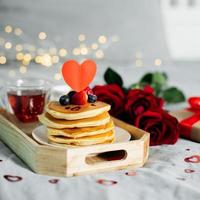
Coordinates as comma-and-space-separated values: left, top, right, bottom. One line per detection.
0, 111, 149, 177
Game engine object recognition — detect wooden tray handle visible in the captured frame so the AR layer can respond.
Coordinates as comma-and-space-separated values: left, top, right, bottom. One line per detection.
66, 141, 144, 176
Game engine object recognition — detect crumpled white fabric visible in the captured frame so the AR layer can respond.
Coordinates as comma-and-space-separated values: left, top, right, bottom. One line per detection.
0, 138, 200, 200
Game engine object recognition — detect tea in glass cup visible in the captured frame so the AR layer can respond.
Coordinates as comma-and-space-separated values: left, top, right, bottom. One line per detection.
0, 78, 51, 122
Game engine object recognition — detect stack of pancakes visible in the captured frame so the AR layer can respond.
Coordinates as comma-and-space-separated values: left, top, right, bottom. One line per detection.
38, 101, 115, 146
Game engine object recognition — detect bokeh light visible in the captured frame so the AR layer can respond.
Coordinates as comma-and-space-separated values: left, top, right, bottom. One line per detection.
23, 53, 32, 62
41, 54, 52, 67
38, 32, 47, 40
80, 47, 88, 55
154, 58, 162, 66
0, 56, 6, 64
4, 42, 12, 49
14, 28, 23, 36
73, 48, 81, 55
19, 66, 27, 74
78, 34, 86, 41
15, 44, 23, 51
4, 25, 12, 33
95, 50, 104, 59
16, 52, 24, 61
91, 43, 98, 50
52, 56, 59, 63
59, 48, 67, 57
98, 35, 107, 44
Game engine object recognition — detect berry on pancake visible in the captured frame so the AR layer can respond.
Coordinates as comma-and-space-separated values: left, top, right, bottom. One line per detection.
71, 91, 88, 105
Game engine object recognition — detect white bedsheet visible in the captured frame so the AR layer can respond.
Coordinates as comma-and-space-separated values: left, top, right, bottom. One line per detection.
0, 139, 200, 200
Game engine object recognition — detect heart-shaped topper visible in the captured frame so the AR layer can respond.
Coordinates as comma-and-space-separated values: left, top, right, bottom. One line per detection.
62, 60, 97, 92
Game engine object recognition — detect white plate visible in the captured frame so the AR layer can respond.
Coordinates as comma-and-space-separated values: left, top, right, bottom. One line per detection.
32, 125, 131, 149
50, 85, 71, 101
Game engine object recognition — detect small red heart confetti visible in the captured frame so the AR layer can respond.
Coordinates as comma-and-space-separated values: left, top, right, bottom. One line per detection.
97, 179, 117, 186
4, 175, 22, 182
48, 179, 59, 184
184, 155, 200, 163
125, 171, 136, 176
184, 169, 195, 173
185, 149, 190, 151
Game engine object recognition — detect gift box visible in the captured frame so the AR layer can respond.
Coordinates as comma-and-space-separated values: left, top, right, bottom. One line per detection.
170, 97, 200, 142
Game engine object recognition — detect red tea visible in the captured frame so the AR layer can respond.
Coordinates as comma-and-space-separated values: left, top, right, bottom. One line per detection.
8, 90, 46, 122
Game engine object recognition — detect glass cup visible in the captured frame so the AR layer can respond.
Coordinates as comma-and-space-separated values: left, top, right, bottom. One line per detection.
0, 78, 51, 123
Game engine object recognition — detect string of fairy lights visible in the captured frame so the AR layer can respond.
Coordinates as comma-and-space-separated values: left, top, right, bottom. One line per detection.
0, 24, 163, 80
0, 24, 121, 80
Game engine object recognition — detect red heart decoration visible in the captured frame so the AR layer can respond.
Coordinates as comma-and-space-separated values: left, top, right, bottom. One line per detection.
184, 169, 195, 173
184, 155, 200, 163
125, 171, 136, 176
48, 179, 59, 184
4, 175, 23, 182
96, 179, 117, 186
62, 60, 96, 92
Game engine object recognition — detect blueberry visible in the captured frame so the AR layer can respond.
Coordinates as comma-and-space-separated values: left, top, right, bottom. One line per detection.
68, 91, 76, 98
59, 95, 70, 105
88, 94, 97, 103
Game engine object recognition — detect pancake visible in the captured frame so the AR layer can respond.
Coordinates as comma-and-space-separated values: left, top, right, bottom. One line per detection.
49, 138, 115, 147
46, 101, 111, 120
47, 120, 114, 138
48, 130, 115, 146
38, 112, 110, 129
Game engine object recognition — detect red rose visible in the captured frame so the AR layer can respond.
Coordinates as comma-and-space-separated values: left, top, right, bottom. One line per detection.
143, 85, 154, 94
125, 89, 164, 122
135, 109, 179, 146
93, 84, 125, 117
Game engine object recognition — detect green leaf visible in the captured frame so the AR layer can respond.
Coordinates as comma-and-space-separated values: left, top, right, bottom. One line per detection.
162, 72, 168, 81
139, 73, 153, 84
162, 87, 185, 103
150, 82, 162, 96
129, 83, 142, 89
152, 72, 167, 86
104, 67, 123, 87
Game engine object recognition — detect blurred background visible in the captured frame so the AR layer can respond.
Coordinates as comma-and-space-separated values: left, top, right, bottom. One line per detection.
0, 0, 199, 96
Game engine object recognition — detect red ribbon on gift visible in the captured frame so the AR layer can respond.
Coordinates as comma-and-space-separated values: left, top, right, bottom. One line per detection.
180, 97, 200, 139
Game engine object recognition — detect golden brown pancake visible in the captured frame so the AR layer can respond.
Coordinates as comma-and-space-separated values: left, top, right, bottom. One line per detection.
48, 130, 115, 146
46, 101, 111, 120
38, 100, 115, 147
38, 112, 110, 129
49, 138, 115, 147
47, 120, 114, 138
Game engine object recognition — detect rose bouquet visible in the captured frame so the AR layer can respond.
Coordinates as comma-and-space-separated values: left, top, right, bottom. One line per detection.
93, 68, 185, 146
